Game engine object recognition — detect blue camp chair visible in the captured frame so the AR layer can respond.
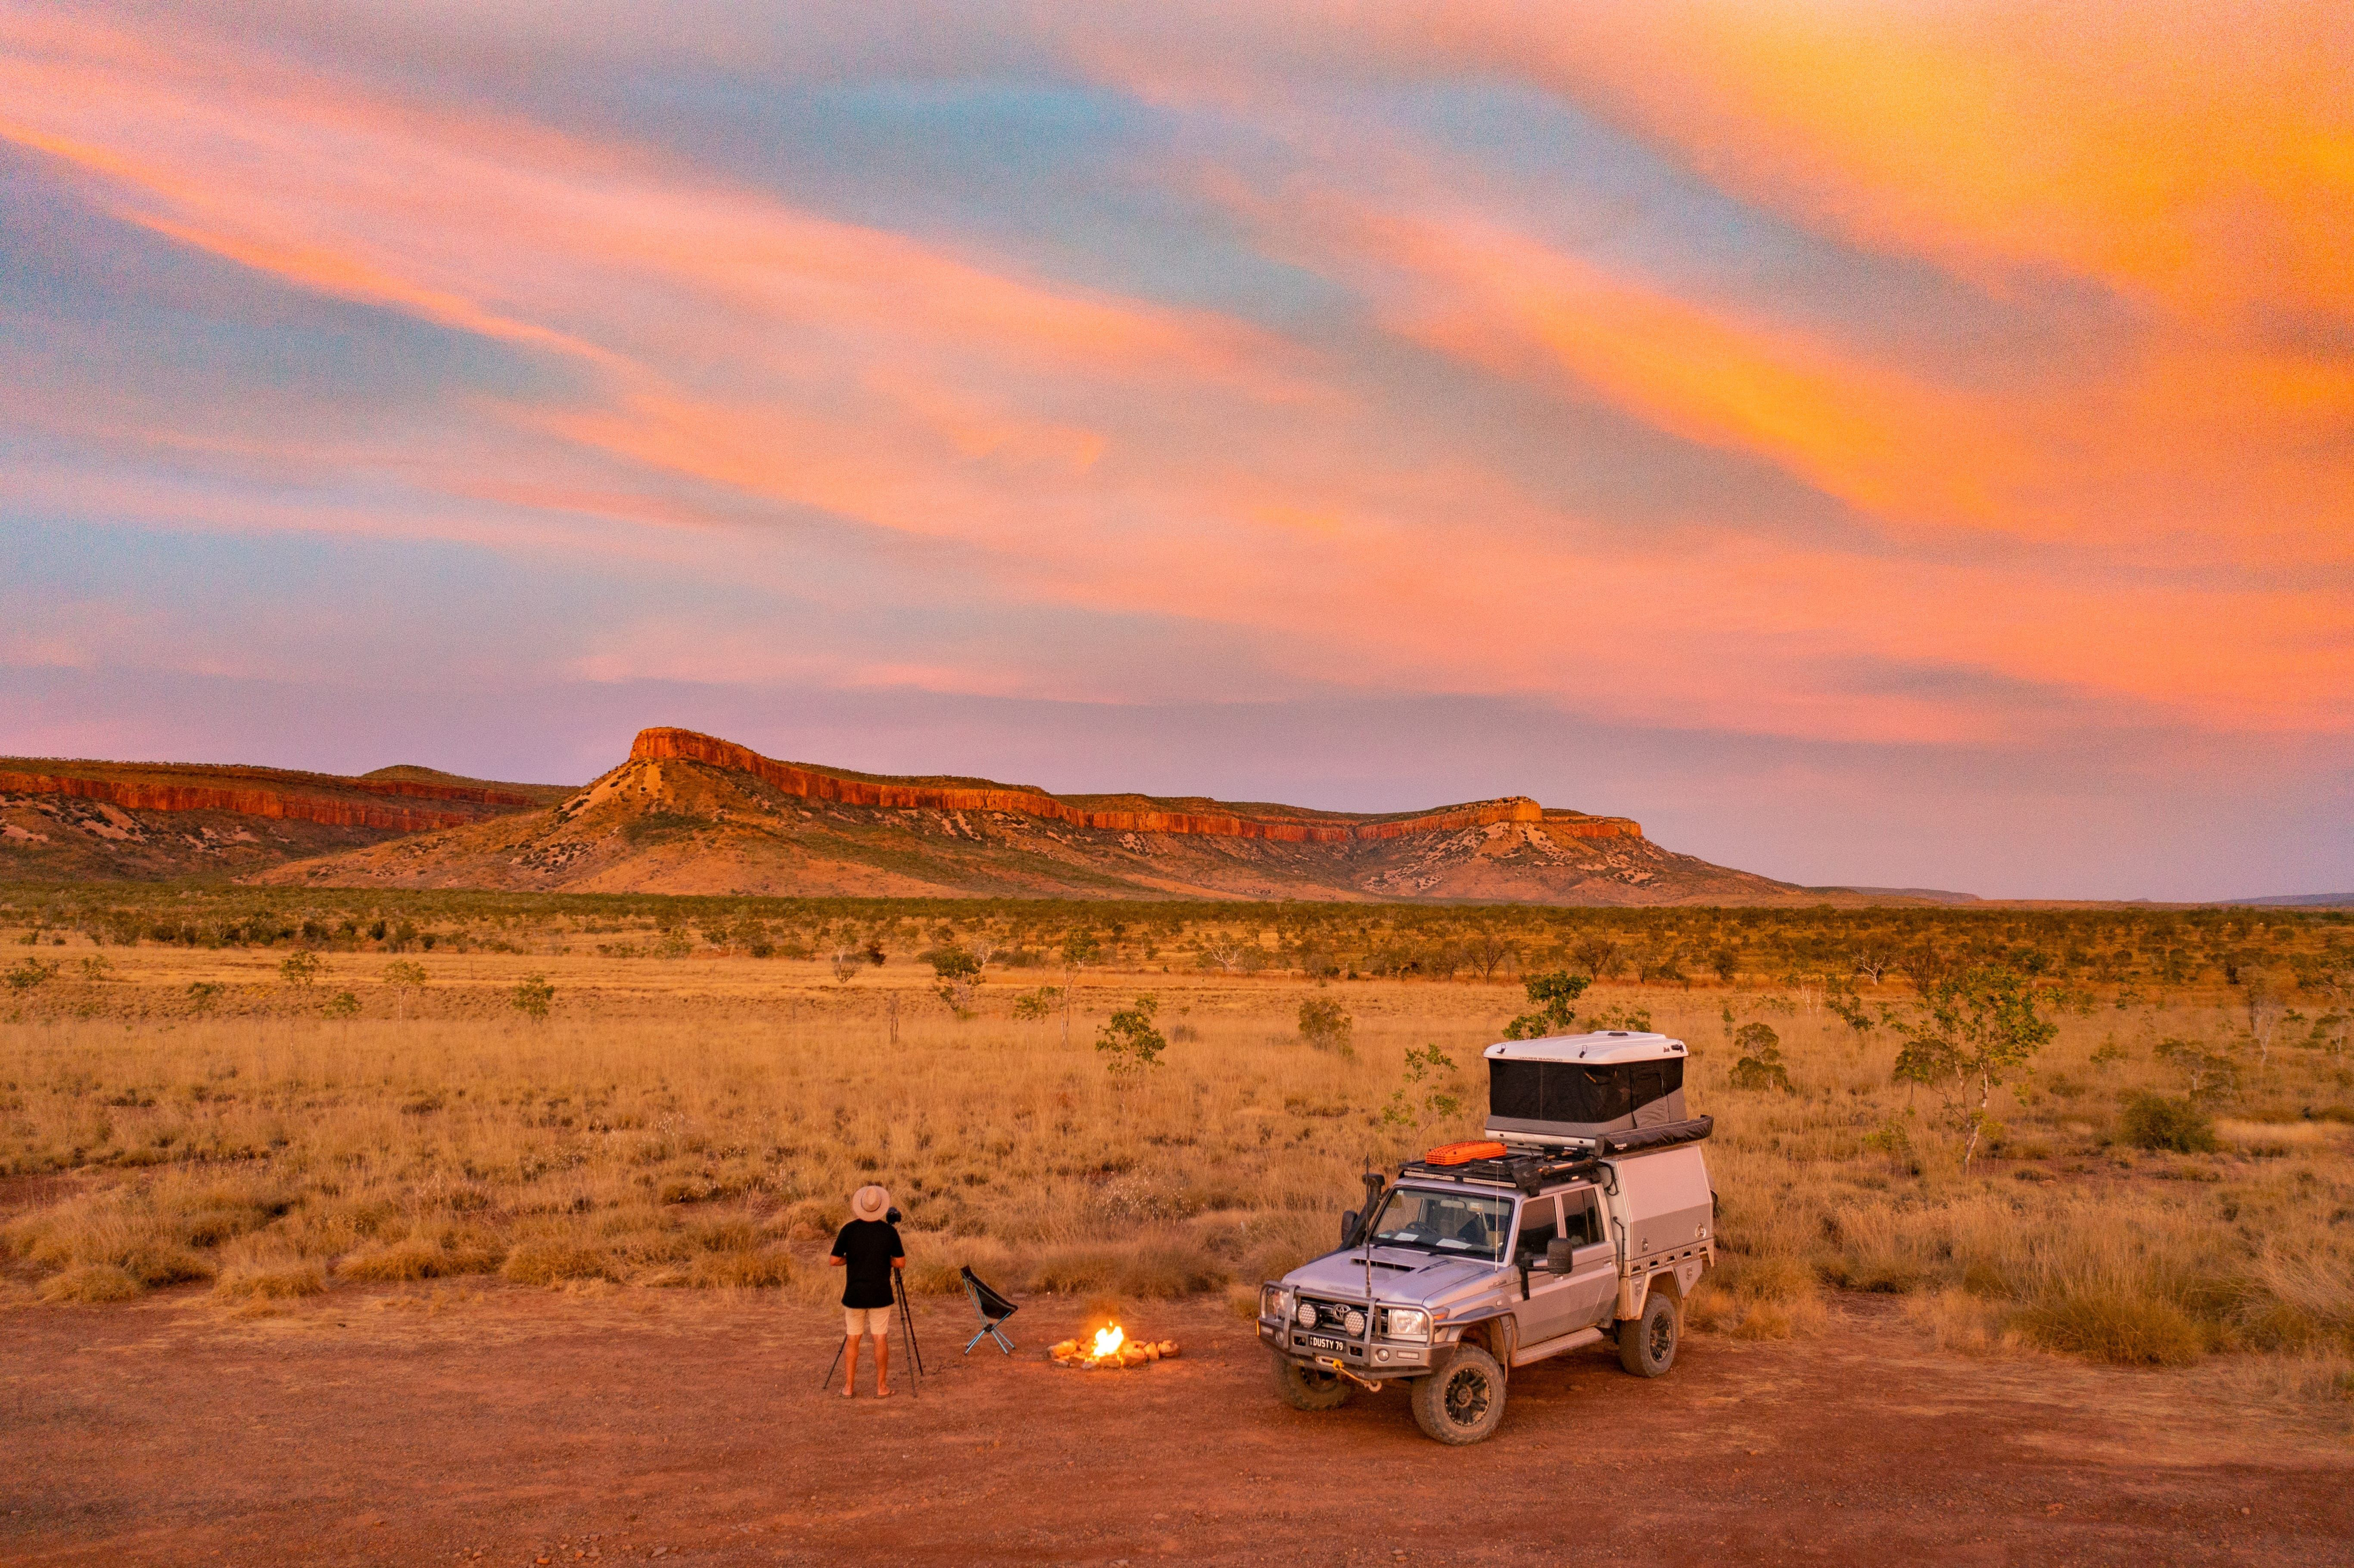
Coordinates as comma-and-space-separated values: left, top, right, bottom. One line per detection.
960, 1264, 1018, 1355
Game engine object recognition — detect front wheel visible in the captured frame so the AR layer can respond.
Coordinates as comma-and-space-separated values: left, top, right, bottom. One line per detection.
1617, 1291, 1680, 1377
1409, 1345, 1507, 1445
1271, 1352, 1353, 1411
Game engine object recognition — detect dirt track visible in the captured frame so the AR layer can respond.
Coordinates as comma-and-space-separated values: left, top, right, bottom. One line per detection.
5, 1287, 2348, 1567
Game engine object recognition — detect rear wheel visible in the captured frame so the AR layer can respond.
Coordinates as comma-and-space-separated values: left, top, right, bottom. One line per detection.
1617, 1290, 1680, 1377
1271, 1351, 1353, 1411
1409, 1345, 1507, 1445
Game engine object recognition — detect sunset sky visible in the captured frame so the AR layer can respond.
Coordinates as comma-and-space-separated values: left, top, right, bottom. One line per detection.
4, 2, 2347, 898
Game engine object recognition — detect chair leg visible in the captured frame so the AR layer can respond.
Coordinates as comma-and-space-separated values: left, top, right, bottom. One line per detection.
988, 1325, 1015, 1355
964, 1326, 991, 1355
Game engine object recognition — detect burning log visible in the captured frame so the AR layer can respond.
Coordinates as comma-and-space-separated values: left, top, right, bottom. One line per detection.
1049, 1324, 1180, 1369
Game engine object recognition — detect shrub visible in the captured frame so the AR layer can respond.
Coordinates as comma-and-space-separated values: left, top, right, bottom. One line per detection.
38, 1263, 142, 1302
215, 1261, 327, 1300
2014, 1288, 2204, 1366
1097, 995, 1167, 1076
689, 1248, 793, 1288
1729, 1023, 1793, 1092
1296, 998, 1353, 1055
2119, 1092, 2219, 1153
512, 973, 555, 1020
500, 1239, 618, 1285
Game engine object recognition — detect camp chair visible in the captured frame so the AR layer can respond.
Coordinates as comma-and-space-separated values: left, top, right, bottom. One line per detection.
960, 1265, 1018, 1355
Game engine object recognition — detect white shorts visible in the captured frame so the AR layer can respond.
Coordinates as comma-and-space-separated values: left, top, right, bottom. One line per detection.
844, 1306, 892, 1337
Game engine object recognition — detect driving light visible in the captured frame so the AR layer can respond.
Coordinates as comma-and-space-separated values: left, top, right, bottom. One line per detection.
1343, 1309, 1366, 1337
1383, 1308, 1428, 1340
1296, 1301, 1317, 1327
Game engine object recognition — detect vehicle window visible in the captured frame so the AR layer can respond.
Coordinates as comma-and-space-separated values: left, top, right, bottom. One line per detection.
1513, 1195, 1559, 1262
1369, 1187, 1513, 1262
1561, 1191, 1602, 1247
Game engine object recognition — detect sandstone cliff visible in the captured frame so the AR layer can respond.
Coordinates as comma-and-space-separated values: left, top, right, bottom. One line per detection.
0, 758, 566, 882
261, 727, 1805, 905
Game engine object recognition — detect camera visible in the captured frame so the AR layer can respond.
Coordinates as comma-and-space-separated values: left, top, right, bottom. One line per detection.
886, 1206, 902, 1224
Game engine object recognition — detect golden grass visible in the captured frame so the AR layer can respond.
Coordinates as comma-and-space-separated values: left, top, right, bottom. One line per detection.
2, 944, 2350, 1411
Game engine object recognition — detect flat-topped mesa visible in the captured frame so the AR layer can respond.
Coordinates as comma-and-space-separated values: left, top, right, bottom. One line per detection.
0, 763, 541, 834
626, 728, 1643, 843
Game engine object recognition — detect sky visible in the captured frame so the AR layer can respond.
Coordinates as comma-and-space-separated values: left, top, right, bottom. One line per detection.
2, 1, 2348, 900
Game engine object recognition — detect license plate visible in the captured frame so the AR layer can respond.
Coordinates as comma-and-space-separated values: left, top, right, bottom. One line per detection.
1300, 1333, 1348, 1354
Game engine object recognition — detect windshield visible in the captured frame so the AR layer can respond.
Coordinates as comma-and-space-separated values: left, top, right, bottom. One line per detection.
1366, 1187, 1513, 1262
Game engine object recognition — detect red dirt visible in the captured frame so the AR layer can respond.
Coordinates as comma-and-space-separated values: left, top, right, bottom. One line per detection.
3, 1288, 2346, 1566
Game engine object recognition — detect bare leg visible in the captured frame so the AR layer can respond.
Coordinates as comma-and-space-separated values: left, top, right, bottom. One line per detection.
840, 1334, 860, 1397
875, 1331, 892, 1397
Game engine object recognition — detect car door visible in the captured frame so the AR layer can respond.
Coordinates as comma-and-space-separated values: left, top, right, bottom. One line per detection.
1556, 1187, 1620, 1329
1511, 1194, 1586, 1348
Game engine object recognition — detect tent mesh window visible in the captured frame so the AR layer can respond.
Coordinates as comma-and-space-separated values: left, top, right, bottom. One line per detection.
1489, 1057, 1683, 1125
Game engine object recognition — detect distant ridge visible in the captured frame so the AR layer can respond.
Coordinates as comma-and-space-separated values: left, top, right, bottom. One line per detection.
257, 725, 1837, 904
1809, 885, 1982, 904
2212, 892, 2354, 908
0, 756, 568, 881
628, 727, 1644, 844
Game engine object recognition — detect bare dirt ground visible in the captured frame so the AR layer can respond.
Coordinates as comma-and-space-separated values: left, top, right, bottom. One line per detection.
5, 1288, 2347, 1568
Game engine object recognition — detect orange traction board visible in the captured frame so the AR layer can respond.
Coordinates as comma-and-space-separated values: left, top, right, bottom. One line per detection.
1421, 1140, 1509, 1166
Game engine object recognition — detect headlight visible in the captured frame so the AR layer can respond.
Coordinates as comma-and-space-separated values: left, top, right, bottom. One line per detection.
1382, 1308, 1428, 1340
1260, 1284, 1289, 1321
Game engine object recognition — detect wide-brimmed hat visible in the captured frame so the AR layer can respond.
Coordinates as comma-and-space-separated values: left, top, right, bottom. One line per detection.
851, 1184, 891, 1222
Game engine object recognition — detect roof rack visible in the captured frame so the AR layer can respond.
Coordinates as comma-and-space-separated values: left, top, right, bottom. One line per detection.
1394, 1116, 1715, 1193
1393, 1146, 1598, 1195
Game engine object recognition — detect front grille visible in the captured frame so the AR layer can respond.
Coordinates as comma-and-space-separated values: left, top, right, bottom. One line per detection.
1298, 1298, 1367, 1338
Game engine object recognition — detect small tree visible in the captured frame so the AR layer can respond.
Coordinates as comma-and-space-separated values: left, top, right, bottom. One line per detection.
279, 950, 324, 989
186, 980, 222, 1016
1886, 966, 2058, 1173
1096, 995, 1166, 1078
322, 989, 361, 1020
830, 947, 861, 985
382, 960, 430, 1022
1727, 1022, 1793, 1092
1464, 929, 1518, 982
1380, 1044, 1462, 1133
1502, 971, 1589, 1040
513, 972, 555, 1021
926, 947, 982, 1019
1297, 997, 1354, 1056
1569, 937, 1623, 981
1013, 986, 1062, 1021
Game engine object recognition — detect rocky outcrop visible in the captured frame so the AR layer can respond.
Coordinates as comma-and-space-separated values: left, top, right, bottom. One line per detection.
627, 728, 1644, 843
0, 764, 544, 834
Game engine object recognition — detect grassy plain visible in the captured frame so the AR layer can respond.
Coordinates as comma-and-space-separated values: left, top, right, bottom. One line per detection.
3, 895, 2349, 1426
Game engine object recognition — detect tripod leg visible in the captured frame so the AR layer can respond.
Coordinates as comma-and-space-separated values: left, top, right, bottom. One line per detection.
820, 1335, 845, 1391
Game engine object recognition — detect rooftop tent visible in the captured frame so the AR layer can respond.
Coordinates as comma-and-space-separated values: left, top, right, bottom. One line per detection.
1483, 1031, 1689, 1145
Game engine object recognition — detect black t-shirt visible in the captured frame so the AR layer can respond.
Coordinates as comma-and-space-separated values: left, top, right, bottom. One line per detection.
830, 1220, 904, 1308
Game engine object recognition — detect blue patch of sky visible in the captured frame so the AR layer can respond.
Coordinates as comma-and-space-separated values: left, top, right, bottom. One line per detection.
0, 152, 576, 422
1364, 80, 2138, 383
534, 68, 1355, 328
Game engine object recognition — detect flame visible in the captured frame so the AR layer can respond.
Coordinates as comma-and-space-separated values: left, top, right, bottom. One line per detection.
1091, 1323, 1126, 1359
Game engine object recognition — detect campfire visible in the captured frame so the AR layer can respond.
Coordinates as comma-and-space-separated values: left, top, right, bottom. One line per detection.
1049, 1323, 1180, 1369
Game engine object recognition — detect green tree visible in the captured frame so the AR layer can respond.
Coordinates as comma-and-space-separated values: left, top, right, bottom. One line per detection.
1502, 971, 1589, 1040
512, 972, 555, 1021
278, 950, 324, 989
1380, 1044, 1462, 1132
322, 990, 361, 1020
1886, 966, 2058, 1173
5, 956, 56, 995
1727, 1022, 1793, 1092
382, 960, 430, 1021
1096, 994, 1166, 1078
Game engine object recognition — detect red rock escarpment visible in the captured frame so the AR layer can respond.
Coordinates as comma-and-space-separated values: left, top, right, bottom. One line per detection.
627, 728, 1643, 843
0, 767, 537, 834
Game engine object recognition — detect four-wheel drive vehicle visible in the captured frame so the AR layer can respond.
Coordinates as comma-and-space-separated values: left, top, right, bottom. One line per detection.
1257, 1030, 1715, 1444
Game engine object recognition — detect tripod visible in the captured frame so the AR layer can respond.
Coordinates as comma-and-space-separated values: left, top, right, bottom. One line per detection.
821, 1269, 927, 1397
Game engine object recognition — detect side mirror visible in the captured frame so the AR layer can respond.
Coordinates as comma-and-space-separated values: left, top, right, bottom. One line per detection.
1546, 1238, 1576, 1274
1341, 1210, 1360, 1249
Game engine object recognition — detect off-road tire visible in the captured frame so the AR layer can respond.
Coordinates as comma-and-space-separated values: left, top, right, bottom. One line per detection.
1617, 1291, 1679, 1377
1409, 1345, 1507, 1445
1271, 1352, 1353, 1411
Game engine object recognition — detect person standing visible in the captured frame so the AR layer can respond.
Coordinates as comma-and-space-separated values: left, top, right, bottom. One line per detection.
829, 1185, 905, 1398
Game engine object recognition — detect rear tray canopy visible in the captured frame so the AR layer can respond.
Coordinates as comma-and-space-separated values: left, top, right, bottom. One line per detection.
1483, 1031, 1689, 1146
